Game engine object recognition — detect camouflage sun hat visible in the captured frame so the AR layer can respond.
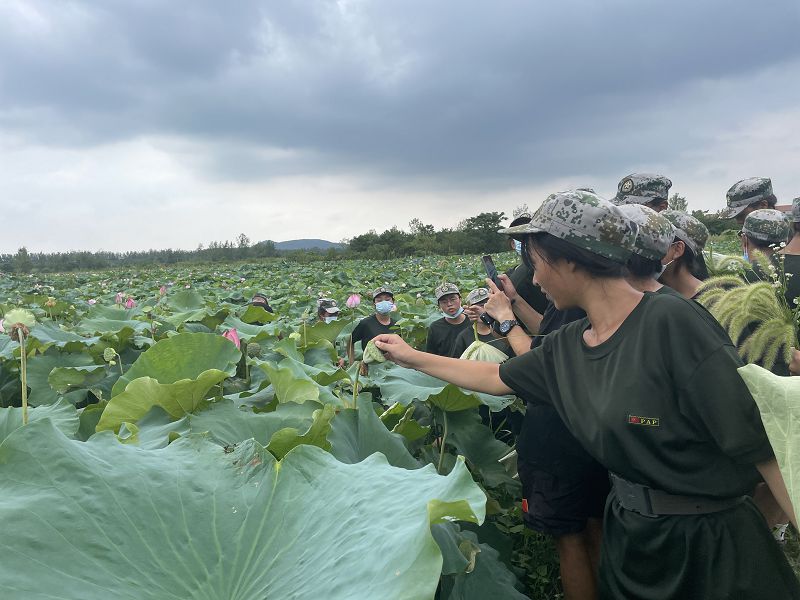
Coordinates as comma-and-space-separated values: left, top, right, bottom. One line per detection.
435, 282, 460, 301
466, 288, 490, 305
742, 209, 790, 245
617, 204, 675, 261
661, 210, 709, 256
612, 173, 672, 207
792, 197, 800, 223
721, 177, 775, 219
498, 189, 638, 264
317, 298, 340, 314
372, 286, 393, 300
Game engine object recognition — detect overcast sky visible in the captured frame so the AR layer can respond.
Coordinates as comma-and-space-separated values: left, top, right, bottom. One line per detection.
1, 0, 799, 253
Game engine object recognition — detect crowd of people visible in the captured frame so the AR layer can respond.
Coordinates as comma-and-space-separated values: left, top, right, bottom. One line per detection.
253, 173, 800, 599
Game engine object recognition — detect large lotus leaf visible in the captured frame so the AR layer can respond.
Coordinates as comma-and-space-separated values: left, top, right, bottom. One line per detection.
444, 408, 520, 492
221, 315, 279, 342
266, 403, 335, 459
48, 364, 107, 394
738, 364, 800, 512
240, 305, 276, 324
77, 305, 148, 336
441, 529, 529, 600
0, 336, 19, 360
97, 372, 228, 432
0, 420, 485, 600
28, 322, 101, 352
112, 332, 240, 396
112, 406, 189, 449
26, 350, 95, 406
165, 288, 206, 311
329, 395, 420, 469
260, 362, 320, 404
77, 400, 108, 441
375, 363, 515, 412
188, 399, 326, 449
299, 319, 348, 344
0, 398, 78, 443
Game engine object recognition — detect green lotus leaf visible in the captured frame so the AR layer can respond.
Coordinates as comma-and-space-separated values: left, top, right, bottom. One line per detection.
48, 364, 107, 395
393, 406, 431, 442
0, 420, 485, 600
77, 305, 147, 336
300, 319, 348, 344
260, 362, 321, 404
112, 332, 240, 396
329, 395, 420, 469
3, 308, 36, 328
240, 304, 277, 324
0, 398, 78, 444
0, 336, 19, 360
266, 403, 335, 459
375, 363, 514, 412
26, 350, 95, 406
737, 364, 800, 513
221, 315, 279, 342
97, 372, 228, 433
28, 322, 101, 352
165, 288, 205, 311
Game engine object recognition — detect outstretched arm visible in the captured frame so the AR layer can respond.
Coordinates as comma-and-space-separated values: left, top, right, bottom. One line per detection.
757, 458, 797, 529
372, 334, 514, 396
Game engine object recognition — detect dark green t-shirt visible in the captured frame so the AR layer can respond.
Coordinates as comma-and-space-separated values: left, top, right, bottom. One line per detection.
451, 327, 512, 359
426, 317, 473, 357
350, 314, 396, 349
498, 292, 772, 499
785, 254, 800, 309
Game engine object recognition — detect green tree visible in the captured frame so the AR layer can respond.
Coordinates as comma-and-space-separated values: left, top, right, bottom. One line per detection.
668, 193, 688, 212
12, 247, 32, 273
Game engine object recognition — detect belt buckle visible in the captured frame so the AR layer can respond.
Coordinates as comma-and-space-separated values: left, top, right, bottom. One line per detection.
612, 474, 657, 518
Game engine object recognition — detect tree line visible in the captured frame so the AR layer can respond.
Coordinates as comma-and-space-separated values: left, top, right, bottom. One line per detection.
1, 200, 738, 273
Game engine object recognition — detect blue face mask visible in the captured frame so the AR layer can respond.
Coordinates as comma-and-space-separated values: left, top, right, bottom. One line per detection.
375, 300, 394, 314
513, 240, 522, 255
742, 248, 749, 263
442, 306, 464, 320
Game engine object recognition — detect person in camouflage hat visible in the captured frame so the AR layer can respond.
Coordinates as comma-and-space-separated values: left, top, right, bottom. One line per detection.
611, 173, 672, 212
347, 285, 397, 373
372, 185, 800, 599
427, 282, 471, 357
499, 189, 638, 265
721, 177, 778, 224
451, 287, 513, 359
741, 209, 790, 250
660, 210, 710, 298
617, 204, 675, 293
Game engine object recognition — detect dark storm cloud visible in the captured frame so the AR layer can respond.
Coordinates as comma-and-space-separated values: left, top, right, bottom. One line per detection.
1, 0, 799, 186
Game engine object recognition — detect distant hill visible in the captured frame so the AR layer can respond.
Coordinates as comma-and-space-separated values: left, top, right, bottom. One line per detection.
274, 239, 343, 251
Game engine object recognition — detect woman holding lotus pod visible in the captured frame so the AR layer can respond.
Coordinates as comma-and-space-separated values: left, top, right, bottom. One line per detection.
374, 190, 800, 599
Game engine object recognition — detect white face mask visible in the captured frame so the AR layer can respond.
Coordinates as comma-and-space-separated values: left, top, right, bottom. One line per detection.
657, 259, 674, 278
324, 316, 338, 324
442, 306, 464, 320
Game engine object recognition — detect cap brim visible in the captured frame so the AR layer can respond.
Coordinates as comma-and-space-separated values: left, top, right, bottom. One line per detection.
497, 223, 546, 241
718, 205, 744, 219
323, 307, 340, 314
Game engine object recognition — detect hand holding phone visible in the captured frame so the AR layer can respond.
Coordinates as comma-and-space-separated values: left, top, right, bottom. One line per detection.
482, 255, 504, 291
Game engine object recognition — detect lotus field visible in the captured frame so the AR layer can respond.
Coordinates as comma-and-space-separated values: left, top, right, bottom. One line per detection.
0, 254, 547, 600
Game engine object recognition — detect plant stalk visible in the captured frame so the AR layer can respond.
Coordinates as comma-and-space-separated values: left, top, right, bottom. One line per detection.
19, 332, 28, 425
352, 362, 361, 409
437, 410, 449, 475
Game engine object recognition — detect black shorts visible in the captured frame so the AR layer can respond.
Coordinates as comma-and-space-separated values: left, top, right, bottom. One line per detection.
518, 403, 610, 536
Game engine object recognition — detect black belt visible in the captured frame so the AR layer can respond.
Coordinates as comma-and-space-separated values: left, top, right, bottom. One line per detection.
610, 473, 746, 518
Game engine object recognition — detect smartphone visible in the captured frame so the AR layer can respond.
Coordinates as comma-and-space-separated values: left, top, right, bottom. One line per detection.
481, 255, 504, 290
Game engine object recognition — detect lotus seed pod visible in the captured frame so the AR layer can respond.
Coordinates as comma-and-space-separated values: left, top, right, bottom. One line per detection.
363, 340, 387, 364
3, 308, 36, 329
103, 347, 117, 362
247, 342, 262, 358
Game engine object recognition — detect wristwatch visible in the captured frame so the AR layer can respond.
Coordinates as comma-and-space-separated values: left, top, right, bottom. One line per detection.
497, 319, 519, 335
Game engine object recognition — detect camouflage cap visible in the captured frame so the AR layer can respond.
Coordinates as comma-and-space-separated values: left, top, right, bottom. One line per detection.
466, 288, 490, 305
742, 209, 790, 245
661, 210, 709, 256
721, 177, 775, 219
612, 173, 672, 206
617, 204, 675, 261
792, 197, 800, 223
317, 298, 340, 314
435, 282, 460, 301
498, 189, 638, 264
372, 286, 393, 300
509, 213, 532, 227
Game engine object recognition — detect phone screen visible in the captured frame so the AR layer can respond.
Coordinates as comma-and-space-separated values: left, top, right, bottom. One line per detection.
481, 255, 504, 290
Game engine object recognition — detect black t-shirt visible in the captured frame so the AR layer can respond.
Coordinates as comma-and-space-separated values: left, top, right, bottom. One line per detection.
451, 327, 512, 359
785, 254, 800, 308
530, 303, 586, 350
426, 317, 472, 357
499, 292, 772, 498
350, 314, 396, 349
507, 264, 549, 315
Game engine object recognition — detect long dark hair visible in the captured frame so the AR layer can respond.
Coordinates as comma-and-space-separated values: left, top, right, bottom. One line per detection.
523, 233, 627, 278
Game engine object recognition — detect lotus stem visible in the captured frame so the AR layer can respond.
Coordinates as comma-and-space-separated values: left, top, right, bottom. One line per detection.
352, 362, 361, 409
437, 410, 449, 475
19, 331, 28, 425
473, 321, 478, 343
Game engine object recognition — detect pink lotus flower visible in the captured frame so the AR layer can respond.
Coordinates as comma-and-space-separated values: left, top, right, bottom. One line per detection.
125, 298, 136, 309
114, 292, 124, 304
346, 294, 361, 308
222, 328, 241, 349
87, 299, 97, 305
159, 286, 167, 296
0, 319, 4, 333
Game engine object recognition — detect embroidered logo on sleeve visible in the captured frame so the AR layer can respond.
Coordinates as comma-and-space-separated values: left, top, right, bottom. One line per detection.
627, 415, 660, 427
